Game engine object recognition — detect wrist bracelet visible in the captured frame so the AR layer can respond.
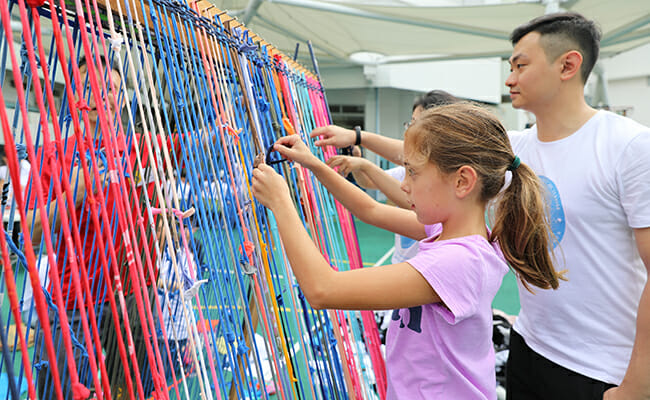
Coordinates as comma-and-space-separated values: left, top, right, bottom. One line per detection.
354, 125, 362, 146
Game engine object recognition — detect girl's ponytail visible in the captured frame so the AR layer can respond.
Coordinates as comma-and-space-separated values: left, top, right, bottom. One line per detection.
409, 103, 565, 292
490, 159, 566, 291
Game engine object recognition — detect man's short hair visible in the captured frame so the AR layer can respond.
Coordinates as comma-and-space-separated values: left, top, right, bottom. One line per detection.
511, 12, 601, 84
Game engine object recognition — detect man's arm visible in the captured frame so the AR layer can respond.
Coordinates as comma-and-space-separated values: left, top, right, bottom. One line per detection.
310, 125, 405, 165
605, 226, 650, 400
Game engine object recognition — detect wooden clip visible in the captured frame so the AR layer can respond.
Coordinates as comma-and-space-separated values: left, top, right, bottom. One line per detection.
253, 152, 264, 168
181, 207, 195, 219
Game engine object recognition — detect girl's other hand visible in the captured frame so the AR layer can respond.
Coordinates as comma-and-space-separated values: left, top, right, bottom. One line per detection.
274, 135, 319, 169
251, 163, 291, 210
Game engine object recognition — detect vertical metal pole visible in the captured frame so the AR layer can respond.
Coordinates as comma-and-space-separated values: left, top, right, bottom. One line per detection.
307, 40, 333, 123
307, 40, 352, 154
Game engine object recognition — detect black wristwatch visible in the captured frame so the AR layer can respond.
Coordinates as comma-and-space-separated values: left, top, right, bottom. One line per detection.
354, 125, 362, 146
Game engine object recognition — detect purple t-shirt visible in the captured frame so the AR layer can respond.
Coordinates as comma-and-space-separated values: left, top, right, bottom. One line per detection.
385, 224, 508, 399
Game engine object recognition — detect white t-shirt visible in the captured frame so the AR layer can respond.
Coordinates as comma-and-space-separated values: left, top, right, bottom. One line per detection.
509, 110, 650, 384
158, 248, 196, 341
385, 167, 419, 263
0, 160, 31, 222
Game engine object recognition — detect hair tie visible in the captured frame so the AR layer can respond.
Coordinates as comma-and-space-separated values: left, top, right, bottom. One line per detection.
507, 155, 521, 171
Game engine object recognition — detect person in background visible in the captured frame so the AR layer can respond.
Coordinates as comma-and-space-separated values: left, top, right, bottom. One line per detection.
27, 55, 177, 400
27, 56, 129, 400
156, 220, 195, 383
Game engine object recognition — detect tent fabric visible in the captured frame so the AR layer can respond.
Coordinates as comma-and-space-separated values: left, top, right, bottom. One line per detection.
214, 0, 650, 67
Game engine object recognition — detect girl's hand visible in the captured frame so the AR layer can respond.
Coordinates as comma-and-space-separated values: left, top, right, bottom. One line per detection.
273, 135, 320, 169
251, 163, 291, 210
326, 155, 371, 177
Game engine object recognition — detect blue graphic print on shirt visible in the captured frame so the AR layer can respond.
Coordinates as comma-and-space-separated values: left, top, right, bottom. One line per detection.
539, 175, 565, 248
399, 236, 417, 249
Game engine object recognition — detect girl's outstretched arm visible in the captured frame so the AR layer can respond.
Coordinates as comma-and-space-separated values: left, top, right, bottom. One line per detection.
251, 163, 439, 310
272, 135, 424, 240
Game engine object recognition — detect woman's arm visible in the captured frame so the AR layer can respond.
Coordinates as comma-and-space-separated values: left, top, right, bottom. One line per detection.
327, 155, 410, 209
310, 125, 405, 165
326, 155, 377, 190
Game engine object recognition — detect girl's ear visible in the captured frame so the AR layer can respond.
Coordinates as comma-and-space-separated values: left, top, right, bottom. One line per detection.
455, 165, 478, 199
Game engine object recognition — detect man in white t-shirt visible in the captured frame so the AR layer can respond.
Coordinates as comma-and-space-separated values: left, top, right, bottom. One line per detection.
503, 13, 650, 400
309, 13, 650, 400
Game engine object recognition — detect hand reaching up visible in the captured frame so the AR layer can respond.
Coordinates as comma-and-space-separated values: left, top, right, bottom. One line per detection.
310, 125, 355, 149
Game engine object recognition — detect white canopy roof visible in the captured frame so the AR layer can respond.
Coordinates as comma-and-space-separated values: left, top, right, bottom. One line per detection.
213, 0, 650, 68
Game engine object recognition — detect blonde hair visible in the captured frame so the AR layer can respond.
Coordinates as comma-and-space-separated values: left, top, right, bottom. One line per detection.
407, 103, 564, 291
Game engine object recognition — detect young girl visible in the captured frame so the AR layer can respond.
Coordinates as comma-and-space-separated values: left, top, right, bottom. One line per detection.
251, 103, 563, 399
